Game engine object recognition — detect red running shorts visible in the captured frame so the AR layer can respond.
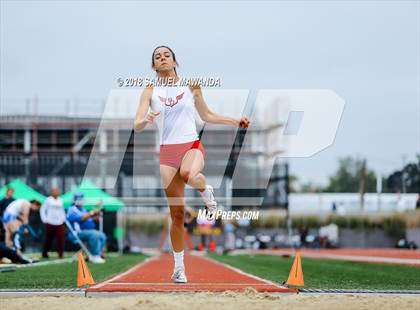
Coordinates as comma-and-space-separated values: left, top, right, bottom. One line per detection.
160, 139, 206, 169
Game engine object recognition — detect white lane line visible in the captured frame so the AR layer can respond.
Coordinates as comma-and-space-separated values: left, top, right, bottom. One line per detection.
230, 250, 420, 266
198, 255, 288, 289
89, 255, 160, 289
300, 253, 420, 265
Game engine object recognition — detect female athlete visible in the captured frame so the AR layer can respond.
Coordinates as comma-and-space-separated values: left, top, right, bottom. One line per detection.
134, 45, 250, 283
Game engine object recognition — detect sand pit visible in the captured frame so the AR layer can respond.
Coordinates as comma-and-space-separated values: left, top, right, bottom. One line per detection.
2, 290, 420, 310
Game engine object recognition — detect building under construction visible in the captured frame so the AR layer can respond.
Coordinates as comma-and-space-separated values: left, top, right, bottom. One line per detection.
0, 96, 290, 210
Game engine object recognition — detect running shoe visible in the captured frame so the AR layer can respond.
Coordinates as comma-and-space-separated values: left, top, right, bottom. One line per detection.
200, 184, 218, 213
171, 266, 188, 283
89, 255, 106, 264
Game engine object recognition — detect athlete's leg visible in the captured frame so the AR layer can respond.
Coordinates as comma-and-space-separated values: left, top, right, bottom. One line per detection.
4, 224, 13, 247
160, 164, 179, 190
161, 165, 188, 282
3, 223, 11, 247
4, 220, 20, 247
179, 149, 206, 191
160, 165, 185, 252
180, 149, 217, 211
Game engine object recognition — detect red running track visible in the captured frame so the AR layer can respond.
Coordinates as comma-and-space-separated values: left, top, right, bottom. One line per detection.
87, 254, 297, 293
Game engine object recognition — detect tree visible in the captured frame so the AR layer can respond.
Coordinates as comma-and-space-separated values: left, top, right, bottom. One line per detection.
386, 154, 420, 193
323, 156, 377, 193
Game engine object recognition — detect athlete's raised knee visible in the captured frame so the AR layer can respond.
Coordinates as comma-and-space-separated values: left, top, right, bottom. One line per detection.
179, 169, 192, 183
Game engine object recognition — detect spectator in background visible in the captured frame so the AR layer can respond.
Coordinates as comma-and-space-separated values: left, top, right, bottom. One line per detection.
183, 206, 195, 251
298, 224, 309, 247
67, 193, 106, 264
223, 221, 236, 253
2, 199, 41, 249
319, 223, 339, 248
331, 201, 337, 213
40, 187, 66, 259
0, 187, 15, 240
0, 241, 37, 264
0, 188, 15, 218
196, 212, 216, 250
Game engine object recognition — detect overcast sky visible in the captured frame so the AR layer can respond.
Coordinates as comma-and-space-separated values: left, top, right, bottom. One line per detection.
1, 1, 419, 185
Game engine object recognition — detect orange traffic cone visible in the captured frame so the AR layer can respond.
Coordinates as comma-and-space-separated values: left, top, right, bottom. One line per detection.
77, 252, 95, 287
286, 251, 304, 287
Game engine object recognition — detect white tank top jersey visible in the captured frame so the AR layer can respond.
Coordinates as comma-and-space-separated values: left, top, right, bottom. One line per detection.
150, 77, 199, 145
5, 199, 27, 216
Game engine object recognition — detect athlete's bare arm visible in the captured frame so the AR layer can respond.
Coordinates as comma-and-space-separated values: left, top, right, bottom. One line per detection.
189, 84, 250, 128
134, 86, 160, 132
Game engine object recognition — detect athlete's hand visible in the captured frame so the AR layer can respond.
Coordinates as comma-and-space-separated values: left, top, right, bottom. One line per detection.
144, 111, 161, 124
237, 116, 250, 129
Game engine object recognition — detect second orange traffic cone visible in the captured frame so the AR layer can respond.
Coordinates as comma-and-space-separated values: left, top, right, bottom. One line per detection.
286, 251, 304, 286
77, 252, 95, 287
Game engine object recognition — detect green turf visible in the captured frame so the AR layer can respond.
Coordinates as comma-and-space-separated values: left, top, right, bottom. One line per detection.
0, 253, 147, 289
209, 253, 420, 290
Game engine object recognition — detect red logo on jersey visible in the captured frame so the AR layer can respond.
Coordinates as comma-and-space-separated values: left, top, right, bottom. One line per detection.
158, 92, 184, 108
